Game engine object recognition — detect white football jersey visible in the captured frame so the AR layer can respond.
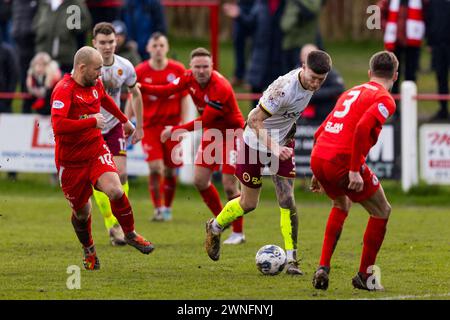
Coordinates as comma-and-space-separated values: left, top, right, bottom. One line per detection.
243, 68, 314, 152
100, 54, 137, 134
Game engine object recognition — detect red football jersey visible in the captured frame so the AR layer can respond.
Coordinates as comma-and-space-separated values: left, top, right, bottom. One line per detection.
51, 74, 126, 166
312, 81, 396, 165
139, 70, 245, 131
135, 59, 187, 127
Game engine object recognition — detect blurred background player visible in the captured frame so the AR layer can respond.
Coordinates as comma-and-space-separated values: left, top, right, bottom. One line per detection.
135, 32, 190, 221
310, 51, 398, 291
204, 50, 332, 274
51, 47, 153, 270
91, 22, 144, 246
140, 48, 247, 245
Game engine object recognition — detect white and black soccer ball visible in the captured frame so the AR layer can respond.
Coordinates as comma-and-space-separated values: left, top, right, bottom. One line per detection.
255, 244, 287, 275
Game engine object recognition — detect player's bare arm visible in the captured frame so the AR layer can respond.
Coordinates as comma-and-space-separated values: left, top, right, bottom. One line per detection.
129, 84, 144, 144
247, 107, 293, 161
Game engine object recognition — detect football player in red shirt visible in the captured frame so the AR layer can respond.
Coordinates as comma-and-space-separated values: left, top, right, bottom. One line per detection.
51, 47, 154, 270
310, 51, 399, 291
139, 47, 247, 245
135, 33, 190, 222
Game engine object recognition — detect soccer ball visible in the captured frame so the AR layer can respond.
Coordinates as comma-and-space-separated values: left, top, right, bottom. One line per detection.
255, 244, 287, 275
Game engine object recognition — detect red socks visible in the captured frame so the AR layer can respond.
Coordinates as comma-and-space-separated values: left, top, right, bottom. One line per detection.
71, 213, 93, 248
163, 176, 177, 208
110, 193, 135, 234
319, 207, 348, 267
149, 173, 162, 209
199, 184, 223, 216
359, 216, 388, 275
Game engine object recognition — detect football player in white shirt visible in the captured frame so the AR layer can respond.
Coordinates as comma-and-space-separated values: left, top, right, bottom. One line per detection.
205, 51, 332, 275
91, 22, 144, 246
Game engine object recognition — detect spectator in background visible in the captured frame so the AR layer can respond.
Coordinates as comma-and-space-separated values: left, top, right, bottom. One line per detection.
223, 0, 255, 87
86, 0, 124, 26
26, 52, 62, 116
122, 0, 167, 60
11, 0, 38, 114
112, 20, 142, 66
33, 0, 92, 74
299, 44, 345, 123
0, 33, 19, 114
280, 0, 322, 73
0, 0, 12, 44
225, 0, 286, 107
378, 0, 425, 111
426, 0, 450, 121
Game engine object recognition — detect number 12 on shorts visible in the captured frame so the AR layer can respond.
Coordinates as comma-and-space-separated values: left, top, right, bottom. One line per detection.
98, 153, 114, 167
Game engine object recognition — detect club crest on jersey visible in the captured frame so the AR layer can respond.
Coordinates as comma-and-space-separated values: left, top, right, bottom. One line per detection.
378, 103, 389, 119
52, 100, 64, 109
92, 89, 98, 99
167, 73, 176, 82
372, 175, 379, 186
117, 68, 123, 76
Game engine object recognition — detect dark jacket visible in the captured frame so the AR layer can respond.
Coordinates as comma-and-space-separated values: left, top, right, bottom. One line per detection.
0, 42, 19, 112
11, 0, 38, 40
122, 0, 167, 59
425, 0, 450, 46
33, 0, 92, 68
241, 0, 286, 90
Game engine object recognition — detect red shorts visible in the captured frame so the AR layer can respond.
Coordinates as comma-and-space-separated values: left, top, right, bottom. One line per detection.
103, 123, 126, 157
310, 156, 380, 203
194, 130, 239, 175
57, 145, 118, 211
235, 140, 296, 189
142, 125, 183, 168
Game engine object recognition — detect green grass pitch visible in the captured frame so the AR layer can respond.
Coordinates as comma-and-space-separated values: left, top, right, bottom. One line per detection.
0, 175, 449, 300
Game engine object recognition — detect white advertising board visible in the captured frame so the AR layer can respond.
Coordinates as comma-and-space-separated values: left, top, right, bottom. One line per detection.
420, 124, 450, 184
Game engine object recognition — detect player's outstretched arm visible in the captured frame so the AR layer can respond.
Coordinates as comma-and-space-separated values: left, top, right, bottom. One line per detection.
139, 75, 187, 98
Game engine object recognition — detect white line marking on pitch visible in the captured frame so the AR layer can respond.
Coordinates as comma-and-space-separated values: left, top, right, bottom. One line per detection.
352, 293, 450, 300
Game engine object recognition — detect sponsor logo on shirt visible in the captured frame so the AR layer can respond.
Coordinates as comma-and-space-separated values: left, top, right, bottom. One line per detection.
372, 174, 379, 186
172, 77, 180, 85
118, 68, 123, 76
52, 100, 65, 109
378, 103, 389, 119
167, 73, 176, 82
144, 77, 152, 83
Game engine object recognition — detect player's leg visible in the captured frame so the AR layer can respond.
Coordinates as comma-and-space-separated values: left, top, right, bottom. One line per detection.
222, 173, 245, 245
205, 184, 261, 261
72, 200, 100, 270
313, 195, 351, 290
92, 124, 127, 244
148, 159, 165, 221
162, 166, 176, 221
272, 175, 303, 275
95, 170, 154, 254
160, 137, 183, 221
59, 165, 100, 270
352, 184, 391, 291
194, 165, 223, 216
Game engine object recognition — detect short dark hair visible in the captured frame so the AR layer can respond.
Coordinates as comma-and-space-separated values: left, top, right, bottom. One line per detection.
149, 32, 166, 42
306, 50, 332, 74
93, 22, 115, 38
190, 47, 211, 60
370, 51, 399, 79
